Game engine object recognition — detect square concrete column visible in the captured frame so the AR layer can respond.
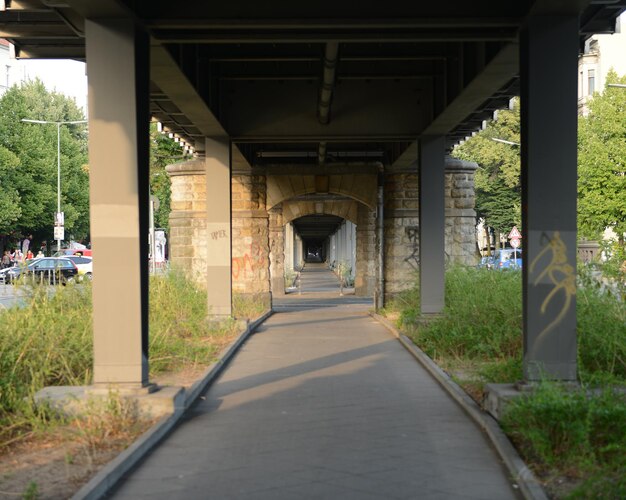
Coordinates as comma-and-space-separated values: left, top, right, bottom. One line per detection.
521, 16, 578, 381
205, 137, 232, 317
419, 136, 446, 314
86, 19, 150, 386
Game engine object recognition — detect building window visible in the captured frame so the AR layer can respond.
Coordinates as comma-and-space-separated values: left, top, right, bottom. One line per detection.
588, 69, 596, 95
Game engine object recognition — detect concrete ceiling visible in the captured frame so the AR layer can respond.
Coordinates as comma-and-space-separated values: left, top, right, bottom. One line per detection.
292, 214, 344, 242
1, 0, 625, 173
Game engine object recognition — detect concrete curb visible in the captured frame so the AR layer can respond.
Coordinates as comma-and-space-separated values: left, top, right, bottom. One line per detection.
72, 309, 274, 500
370, 312, 548, 500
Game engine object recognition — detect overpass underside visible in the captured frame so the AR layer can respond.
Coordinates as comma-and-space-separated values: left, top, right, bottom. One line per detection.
2, 0, 624, 388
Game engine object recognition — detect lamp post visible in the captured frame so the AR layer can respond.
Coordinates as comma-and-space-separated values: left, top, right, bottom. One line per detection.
21, 118, 87, 252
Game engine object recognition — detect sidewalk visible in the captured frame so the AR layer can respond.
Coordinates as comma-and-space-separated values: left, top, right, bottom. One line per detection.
110, 267, 519, 499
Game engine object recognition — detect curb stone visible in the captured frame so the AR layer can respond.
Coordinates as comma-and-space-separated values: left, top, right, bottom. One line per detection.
71, 309, 273, 500
370, 312, 548, 500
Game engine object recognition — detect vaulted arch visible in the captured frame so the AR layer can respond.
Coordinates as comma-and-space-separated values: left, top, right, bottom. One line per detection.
266, 174, 378, 210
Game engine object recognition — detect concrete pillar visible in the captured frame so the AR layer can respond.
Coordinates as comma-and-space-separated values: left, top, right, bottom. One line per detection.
86, 19, 150, 387
205, 137, 232, 317
419, 136, 446, 315
521, 15, 578, 381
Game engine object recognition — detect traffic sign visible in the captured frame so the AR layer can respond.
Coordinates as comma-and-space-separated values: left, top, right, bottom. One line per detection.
510, 237, 521, 249
508, 226, 521, 239
54, 226, 65, 240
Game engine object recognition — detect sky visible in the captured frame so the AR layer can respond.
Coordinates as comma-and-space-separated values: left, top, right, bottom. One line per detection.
20, 59, 88, 112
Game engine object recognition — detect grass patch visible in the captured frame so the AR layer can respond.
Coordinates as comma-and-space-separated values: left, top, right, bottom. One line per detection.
502, 383, 626, 498
233, 292, 270, 320
0, 270, 248, 449
148, 272, 238, 374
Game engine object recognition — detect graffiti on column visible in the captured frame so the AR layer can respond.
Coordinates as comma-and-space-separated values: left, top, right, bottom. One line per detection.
210, 229, 228, 240
404, 226, 419, 270
529, 231, 576, 354
232, 242, 264, 280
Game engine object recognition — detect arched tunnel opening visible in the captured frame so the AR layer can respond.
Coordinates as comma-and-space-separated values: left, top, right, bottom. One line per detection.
293, 214, 344, 263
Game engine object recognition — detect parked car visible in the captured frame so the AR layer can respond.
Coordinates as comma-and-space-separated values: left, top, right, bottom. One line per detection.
66, 255, 93, 281
477, 256, 492, 269
6, 257, 79, 285
53, 248, 92, 257
488, 248, 522, 270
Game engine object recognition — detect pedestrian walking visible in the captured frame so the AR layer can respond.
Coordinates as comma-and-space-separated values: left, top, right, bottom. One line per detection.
1, 250, 11, 269
21, 235, 32, 256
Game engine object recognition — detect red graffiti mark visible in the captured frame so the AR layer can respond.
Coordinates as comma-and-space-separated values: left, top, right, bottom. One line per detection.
231, 254, 254, 280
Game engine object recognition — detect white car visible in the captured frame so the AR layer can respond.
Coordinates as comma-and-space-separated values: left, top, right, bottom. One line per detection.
66, 255, 93, 281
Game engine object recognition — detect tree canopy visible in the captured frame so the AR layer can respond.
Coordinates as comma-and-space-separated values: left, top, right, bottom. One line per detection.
577, 70, 626, 241
452, 98, 521, 236
0, 79, 89, 245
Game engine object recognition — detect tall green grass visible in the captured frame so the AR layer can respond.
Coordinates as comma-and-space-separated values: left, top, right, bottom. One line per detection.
502, 382, 626, 498
148, 272, 237, 373
0, 284, 93, 444
400, 266, 625, 383
400, 267, 523, 381
0, 271, 250, 448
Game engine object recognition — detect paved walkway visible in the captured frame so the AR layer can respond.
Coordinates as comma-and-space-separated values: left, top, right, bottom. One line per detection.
110, 265, 518, 499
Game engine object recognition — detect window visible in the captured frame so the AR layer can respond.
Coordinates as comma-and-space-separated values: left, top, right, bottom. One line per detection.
588, 69, 595, 95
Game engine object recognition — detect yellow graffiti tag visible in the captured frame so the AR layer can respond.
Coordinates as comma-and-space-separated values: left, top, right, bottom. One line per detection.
529, 231, 576, 352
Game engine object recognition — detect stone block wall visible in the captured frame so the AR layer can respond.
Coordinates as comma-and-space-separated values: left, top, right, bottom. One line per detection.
383, 173, 420, 296
355, 203, 376, 296
268, 206, 285, 296
166, 160, 209, 283
231, 175, 271, 301
445, 158, 478, 266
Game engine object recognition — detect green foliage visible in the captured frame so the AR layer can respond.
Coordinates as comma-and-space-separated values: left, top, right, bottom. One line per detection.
502, 383, 626, 497
577, 285, 626, 381
0, 271, 240, 448
453, 99, 521, 234
232, 292, 270, 320
22, 481, 39, 500
0, 285, 93, 443
149, 123, 187, 231
148, 271, 237, 373
578, 70, 626, 240
0, 80, 89, 242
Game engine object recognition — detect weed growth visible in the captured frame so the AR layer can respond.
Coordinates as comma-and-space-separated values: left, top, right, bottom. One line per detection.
1, 270, 248, 449
502, 382, 626, 497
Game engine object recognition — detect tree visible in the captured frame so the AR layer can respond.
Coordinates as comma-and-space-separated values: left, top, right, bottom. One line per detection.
149, 123, 187, 230
577, 70, 626, 243
0, 79, 89, 246
453, 98, 521, 250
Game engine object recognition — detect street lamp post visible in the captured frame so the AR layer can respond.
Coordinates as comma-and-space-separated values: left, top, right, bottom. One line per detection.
21, 118, 87, 252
